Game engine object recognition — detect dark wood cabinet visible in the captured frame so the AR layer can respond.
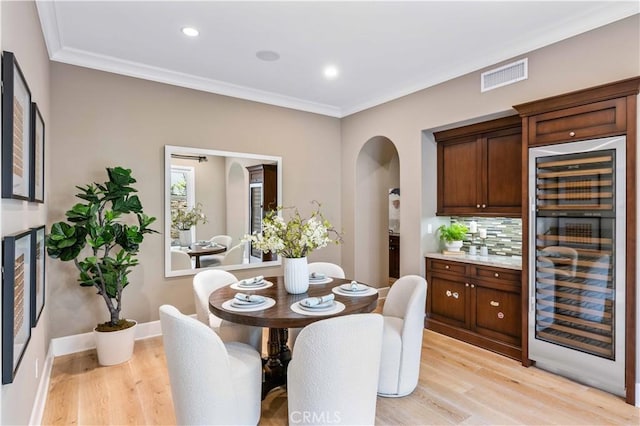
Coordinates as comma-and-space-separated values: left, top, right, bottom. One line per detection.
425, 256, 521, 360
435, 115, 522, 217
247, 164, 278, 261
389, 234, 400, 278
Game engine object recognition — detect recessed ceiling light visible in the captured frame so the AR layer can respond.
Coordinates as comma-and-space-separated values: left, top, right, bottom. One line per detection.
256, 50, 280, 61
323, 65, 339, 80
181, 27, 199, 37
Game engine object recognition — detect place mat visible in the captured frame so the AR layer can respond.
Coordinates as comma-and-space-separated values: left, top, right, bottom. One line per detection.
229, 280, 274, 291
290, 301, 345, 316
222, 297, 276, 312
332, 286, 378, 297
308, 277, 334, 285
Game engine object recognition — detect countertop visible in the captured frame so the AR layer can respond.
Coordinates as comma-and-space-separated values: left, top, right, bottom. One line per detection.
425, 252, 522, 271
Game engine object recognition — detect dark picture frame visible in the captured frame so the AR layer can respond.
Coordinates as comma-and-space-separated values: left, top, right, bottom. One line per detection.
30, 103, 44, 203
1, 51, 32, 200
2, 229, 32, 384
30, 226, 45, 326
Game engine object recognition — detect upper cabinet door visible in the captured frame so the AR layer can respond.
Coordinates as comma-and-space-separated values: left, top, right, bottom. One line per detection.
437, 137, 481, 214
484, 128, 522, 214
435, 115, 522, 217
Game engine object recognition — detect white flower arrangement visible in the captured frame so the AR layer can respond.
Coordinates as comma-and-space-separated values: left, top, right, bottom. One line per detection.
244, 202, 342, 258
171, 203, 207, 231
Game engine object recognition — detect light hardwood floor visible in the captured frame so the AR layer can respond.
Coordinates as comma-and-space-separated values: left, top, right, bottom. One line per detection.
42, 329, 639, 425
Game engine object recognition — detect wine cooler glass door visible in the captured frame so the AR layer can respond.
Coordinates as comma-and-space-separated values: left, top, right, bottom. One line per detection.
528, 136, 626, 397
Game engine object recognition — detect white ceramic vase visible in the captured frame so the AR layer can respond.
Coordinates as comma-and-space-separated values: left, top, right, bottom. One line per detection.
283, 256, 309, 294
94, 321, 137, 366
178, 229, 192, 248
445, 240, 464, 252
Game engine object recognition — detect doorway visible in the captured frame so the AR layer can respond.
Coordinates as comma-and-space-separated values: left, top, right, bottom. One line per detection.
355, 136, 400, 287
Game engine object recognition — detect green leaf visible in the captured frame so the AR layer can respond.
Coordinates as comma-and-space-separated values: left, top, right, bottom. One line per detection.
108, 167, 136, 186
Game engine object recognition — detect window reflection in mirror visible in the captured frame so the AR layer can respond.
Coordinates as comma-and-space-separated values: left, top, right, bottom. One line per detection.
164, 146, 282, 277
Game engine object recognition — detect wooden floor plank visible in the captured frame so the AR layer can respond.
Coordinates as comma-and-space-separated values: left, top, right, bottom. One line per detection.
41, 330, 640, 425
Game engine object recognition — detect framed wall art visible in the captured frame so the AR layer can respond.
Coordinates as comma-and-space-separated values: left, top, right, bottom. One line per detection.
2, 51, 32, 200
2, 229, 32, 384
30, 226, 46, 326
30, 103, 44, 203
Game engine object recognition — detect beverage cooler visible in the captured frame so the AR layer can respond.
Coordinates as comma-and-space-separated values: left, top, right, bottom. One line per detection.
528, 136, 626, 397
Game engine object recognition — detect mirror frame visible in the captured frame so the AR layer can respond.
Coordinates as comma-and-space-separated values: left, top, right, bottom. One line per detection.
164, 145, 282, 277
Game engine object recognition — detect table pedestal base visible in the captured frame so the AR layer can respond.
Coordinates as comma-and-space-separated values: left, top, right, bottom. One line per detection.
262, 327, 291, 399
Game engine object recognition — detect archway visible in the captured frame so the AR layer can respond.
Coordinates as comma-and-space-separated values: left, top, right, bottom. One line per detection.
355, 136, 400, 287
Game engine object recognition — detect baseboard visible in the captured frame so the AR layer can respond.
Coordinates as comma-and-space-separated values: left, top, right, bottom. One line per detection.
50, 317, 165, 357
29, 344, 55, 426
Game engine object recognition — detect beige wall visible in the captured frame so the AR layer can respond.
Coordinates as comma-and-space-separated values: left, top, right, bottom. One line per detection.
341, 14, 640, 279
0, 2, 51, 424
49, 64, 342, 338
341, 14, 640, 399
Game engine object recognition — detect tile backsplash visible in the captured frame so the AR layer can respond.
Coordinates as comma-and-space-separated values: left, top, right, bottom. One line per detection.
450, 216, 522, 257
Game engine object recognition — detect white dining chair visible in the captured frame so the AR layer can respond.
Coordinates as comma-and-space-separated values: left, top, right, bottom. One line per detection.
159, 305, 262, 425
287, 313, 384, 425
377, 274, 427, 397
307, 262, 346, 279
171, 248, 193, 270
200, 243, 245, 268
209, 234, 233, 249
193, 269, 263, 353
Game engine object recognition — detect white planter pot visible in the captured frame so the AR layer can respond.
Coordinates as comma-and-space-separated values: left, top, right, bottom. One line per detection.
445, 240, 464, 252
283, 257, 309, 294
94, 321, 137, 366
178, 230, 192, 247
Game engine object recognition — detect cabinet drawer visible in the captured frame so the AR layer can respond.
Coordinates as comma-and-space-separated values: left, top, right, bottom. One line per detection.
429, 259, 466, 275
474, 266, 520, 284
429, 275, 467, 327
474, 286, 521, 342
528, 98, 626, 146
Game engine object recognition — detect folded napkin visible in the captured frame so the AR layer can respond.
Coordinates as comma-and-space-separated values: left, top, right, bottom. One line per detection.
341, 281, 367, 292
239, 275, 264, 286
309, 272, 326, 279
234, 293, 265, 303
301, 293, 335, 307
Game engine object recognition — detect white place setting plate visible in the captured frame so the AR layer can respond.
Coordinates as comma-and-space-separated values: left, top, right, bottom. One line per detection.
332, 283, 378, 297
290, 300, 345, 316
222, 297, 276, 312
229, 280, 274, 290
308, 276, 334, 285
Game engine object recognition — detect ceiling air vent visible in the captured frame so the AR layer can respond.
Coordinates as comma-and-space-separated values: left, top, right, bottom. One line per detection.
481, 58, 528, 92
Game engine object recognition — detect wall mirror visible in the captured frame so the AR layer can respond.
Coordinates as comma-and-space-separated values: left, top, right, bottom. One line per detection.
164, 145, 282, 277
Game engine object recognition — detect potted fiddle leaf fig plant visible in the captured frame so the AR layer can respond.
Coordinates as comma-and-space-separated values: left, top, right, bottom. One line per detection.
46, 166, 157, 365
437, 222, 468, 252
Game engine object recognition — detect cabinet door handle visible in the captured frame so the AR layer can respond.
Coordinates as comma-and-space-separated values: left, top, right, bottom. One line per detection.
446, 290, 452, 297
470, 284, 475, 288
494, 272, 499, 277
452, 292, 459, 299
465, 283, 469, 287
476, 204, 481, 208
445, 265, 449, 269
569, 131, 576, 137
482, 204, 486, 208
490, 300, 500, 307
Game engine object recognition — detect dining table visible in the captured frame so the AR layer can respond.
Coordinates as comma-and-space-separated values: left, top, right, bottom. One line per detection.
209, 276, 379, 398
186, 243, 227, 268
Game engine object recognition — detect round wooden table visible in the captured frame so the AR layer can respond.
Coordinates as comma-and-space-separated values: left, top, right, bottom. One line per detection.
186, 244, 226, 268
209, 276, 379, 397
